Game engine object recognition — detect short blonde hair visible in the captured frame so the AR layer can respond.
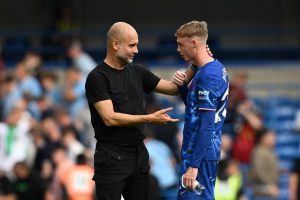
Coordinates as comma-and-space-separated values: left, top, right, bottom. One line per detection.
175, 20, 208, 42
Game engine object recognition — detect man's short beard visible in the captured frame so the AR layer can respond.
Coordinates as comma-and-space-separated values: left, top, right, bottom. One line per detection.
117, 56, 132, 65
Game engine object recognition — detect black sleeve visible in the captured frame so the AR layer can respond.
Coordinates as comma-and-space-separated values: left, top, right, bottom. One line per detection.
85, 72, 110, 104
137, 65, 160, 94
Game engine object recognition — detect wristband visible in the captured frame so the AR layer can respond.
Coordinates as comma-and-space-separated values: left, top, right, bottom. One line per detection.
191, 64, 198, 73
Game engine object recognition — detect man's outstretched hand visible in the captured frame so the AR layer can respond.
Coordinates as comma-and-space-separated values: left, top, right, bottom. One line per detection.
148, 107, 179, 124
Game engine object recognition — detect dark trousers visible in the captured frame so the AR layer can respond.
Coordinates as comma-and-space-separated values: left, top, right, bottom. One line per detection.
94, 142, 150, 200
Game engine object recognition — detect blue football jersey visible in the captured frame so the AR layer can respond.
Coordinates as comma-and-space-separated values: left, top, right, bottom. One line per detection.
179, 60, 229, 167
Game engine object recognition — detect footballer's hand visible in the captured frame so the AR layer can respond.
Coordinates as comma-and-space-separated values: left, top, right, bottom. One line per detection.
172, 70, 186, 86
149, 107, 179, 124
206, 45, 213, 57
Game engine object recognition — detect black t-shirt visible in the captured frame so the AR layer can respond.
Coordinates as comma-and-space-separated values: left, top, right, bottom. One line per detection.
85, 62, 160, 145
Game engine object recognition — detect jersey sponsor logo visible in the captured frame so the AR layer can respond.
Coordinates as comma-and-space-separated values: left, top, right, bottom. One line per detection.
198, 90, 209, 100
198, 90, 209, 96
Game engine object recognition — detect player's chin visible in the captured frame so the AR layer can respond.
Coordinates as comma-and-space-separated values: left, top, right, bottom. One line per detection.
180, 55, 188, 61
183, 56, 192, 62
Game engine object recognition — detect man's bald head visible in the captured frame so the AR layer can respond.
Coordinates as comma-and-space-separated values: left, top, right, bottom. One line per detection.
107, 22, 137, 47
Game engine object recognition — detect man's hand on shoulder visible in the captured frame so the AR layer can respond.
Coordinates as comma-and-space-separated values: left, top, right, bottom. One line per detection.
172, 71, 186, 86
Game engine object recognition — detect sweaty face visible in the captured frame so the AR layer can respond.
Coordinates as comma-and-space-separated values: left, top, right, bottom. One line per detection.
176, 37, 194, 62
116, 31, 139, 65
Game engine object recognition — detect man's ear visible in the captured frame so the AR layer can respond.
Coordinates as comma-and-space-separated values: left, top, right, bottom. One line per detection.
112, 39, 120, 50
191, 39, 197, 48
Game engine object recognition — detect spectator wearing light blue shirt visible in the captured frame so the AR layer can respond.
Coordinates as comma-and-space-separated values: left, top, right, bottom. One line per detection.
2, 75, 22, 118
144, 126, 178, 190
40, 72, 62, 106
63, 67, 86, 118
15, 62, 42, 99
67, 40, 97, 77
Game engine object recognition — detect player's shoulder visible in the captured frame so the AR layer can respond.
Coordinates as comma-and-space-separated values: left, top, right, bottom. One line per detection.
85, 64, 106, 84
208, 59, 224, 71
129, 62, 147, 70
197, 60, 227, 87
128, 63, 152, 75
202, 60, 225, 78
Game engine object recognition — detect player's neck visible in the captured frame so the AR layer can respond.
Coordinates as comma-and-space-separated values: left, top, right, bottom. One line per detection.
194, 48, 214, 67
104, 56, 125, 70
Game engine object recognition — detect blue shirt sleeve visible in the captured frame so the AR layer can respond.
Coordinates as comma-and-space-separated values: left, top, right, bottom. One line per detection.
189, 110, 215, 168
188, 73, 218, 168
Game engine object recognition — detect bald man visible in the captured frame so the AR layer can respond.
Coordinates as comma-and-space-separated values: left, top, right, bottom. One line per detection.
85, 22, 194, 200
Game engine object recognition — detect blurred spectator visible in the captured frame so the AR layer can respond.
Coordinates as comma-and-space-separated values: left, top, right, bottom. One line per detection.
55, 108, 75, 129
40, 160, 54, 190
2, 75, 22, 118
0, 170, 16, 200
228, 71, 248, 110
73, 106, 96, 148
289, 159, 300, 200
223, 71, 248, 136
67, 40, 97, 77
41, 117, 63, 155
31, 124, 52, 171
35, 96, 56, 120
60, 154, 95, 200
54, 106, 92, 147
31, 125, 54, 190
248, 128, 279, 198
236, 100, 263, 132
220, 134, 233, 160
63, 67, 86, 118
0, 108, 34, 174
14, 61, 42, 99
144, 126, 178, 193
61, 126, 85, 162
46, 146, 73, 200
40, 71, 62, 106
214, 159, 248, 200
232, 100, 263, 164
226, 71, 263, 164
22, 52, 43, 80
12, 161, 46, 200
